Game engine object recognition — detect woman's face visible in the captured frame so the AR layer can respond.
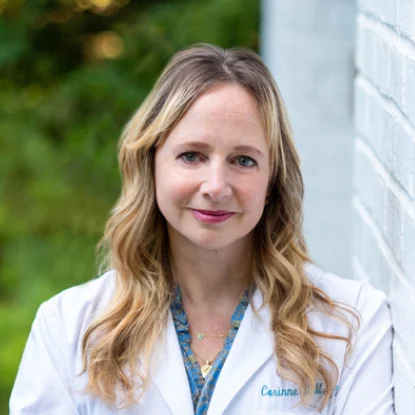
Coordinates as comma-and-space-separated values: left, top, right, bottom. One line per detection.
154, 83, 270, 251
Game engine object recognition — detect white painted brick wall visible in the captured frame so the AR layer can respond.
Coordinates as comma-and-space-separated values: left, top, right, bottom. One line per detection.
354, 2, 415, 413
261, 0, 357, 278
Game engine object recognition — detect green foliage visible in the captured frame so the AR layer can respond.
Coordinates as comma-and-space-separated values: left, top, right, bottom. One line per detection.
0, 0, 259, 412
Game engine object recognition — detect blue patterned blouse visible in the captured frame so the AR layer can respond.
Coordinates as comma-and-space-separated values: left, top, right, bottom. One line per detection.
170, 286, 249, 415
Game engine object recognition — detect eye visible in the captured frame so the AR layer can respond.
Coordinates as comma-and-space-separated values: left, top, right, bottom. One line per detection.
179, 152, 202, 163
236, 155, 257, 168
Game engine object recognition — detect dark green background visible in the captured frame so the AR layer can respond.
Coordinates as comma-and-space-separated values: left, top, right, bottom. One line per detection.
0, 0, 259, 412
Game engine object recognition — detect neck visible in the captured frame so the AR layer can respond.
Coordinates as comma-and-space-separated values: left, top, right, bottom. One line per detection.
168, 233, 252, 312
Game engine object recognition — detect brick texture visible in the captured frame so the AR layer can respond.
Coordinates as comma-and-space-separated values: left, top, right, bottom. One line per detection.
354, 2, 415, 413
261, 0, 357, 278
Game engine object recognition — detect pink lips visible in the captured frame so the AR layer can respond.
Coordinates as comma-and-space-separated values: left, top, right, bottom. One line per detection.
191, 209, 235, 224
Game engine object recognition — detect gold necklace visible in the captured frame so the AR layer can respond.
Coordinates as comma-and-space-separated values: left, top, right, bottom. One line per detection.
192, 349, 222, 379
189, 329, 227, 340
188, 289, 247, 341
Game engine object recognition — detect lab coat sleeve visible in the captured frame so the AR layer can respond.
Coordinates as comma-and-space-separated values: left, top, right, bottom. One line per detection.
334, 283, 395, 415
9, 303, 79, 415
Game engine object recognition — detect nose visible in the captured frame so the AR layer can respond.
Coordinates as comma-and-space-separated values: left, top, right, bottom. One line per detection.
199, 161, 232, 202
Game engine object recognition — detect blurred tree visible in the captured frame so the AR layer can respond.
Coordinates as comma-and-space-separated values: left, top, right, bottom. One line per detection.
0, 0, 259, 411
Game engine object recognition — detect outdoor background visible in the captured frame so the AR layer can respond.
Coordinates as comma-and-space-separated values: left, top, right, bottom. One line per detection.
0, 0, 260, 412
3, 0, 415, 413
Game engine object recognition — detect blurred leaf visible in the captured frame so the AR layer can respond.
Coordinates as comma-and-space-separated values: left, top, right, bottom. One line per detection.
0, 0, 260, 411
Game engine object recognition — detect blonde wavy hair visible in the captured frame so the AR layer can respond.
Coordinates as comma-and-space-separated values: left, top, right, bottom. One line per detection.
81, 43, 358, 410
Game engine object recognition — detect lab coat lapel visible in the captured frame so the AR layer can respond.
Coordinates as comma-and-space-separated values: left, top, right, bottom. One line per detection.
207, 289, 274, 415
151, 312, 194, 415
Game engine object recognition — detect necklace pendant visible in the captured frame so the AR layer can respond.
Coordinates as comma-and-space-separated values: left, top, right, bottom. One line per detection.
200, 361, 212, 379
197, 333, 204, 340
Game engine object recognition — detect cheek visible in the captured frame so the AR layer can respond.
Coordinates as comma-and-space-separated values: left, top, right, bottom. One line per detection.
239, 174, 269, 204
155, 165, 196, 207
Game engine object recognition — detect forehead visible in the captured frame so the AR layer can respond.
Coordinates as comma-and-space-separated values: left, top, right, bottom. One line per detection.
190, 82, 260, 115
165, 83, 267, 147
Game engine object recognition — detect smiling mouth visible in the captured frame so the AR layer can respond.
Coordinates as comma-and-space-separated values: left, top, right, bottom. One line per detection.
191, 209, 235, 223
193, 209, 234, 215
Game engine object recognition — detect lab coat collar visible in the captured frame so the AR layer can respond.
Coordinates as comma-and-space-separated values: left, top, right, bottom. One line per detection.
207, 288, 274, 415
151, 288, 274, 415
150, 312, 194, 415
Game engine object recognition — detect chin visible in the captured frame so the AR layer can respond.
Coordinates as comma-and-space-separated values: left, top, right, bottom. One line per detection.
187, 230, 251, 251
188, 237, 232, 251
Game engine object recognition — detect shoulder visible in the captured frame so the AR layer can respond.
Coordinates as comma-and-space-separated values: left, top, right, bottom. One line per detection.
36, 270, 117, 343
304, 262, 388, 314
304, 263, 392, 370
10, 272, 117, 412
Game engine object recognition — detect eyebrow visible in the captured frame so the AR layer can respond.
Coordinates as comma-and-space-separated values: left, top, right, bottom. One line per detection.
175, 141, 265, 157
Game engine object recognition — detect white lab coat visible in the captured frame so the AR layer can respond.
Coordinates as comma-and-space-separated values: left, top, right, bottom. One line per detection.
10, 264, 395, 414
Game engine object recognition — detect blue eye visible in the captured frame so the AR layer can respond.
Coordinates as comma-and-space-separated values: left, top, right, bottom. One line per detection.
237, 156, 256, 168
180, 152, 201, 163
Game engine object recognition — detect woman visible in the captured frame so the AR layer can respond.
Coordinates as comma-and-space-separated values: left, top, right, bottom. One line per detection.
10, 44, 394, 414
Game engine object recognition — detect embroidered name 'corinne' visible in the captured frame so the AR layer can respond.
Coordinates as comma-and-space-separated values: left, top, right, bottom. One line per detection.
261, 383, 339, 398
